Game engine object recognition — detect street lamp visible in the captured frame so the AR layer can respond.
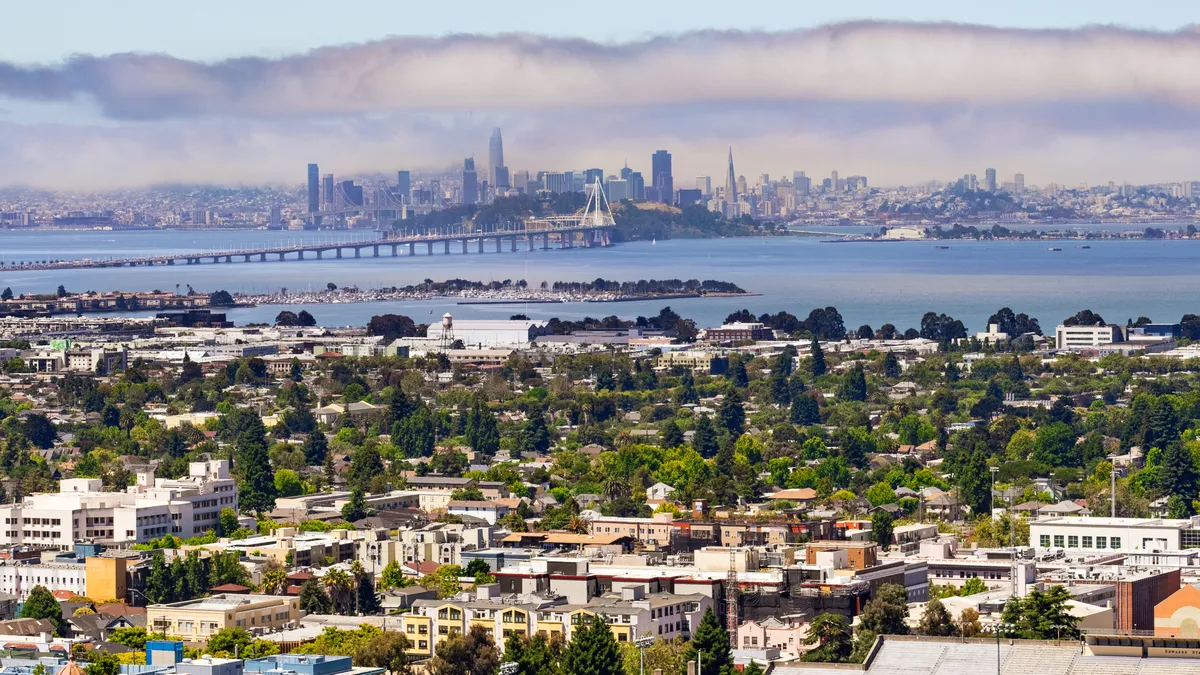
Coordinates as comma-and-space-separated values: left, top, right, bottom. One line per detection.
499, 662, 520, 675
989, 466, 999, 518
993, 621, 1016, 675
634, 636, 655, 675
1108, 454, 1121, 518
1051, 624, 1072, 646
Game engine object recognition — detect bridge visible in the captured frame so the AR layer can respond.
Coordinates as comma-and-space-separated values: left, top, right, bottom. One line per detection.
2, 181, 618, 273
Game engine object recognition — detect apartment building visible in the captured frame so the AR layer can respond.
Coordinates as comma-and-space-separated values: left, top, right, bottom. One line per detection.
0, 461, 236, 548
588, 514, 676, 549
148, 594, 301, 640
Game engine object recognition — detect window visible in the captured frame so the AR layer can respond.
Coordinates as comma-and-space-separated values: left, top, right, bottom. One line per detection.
1053, 535, 1064, 547
406, 625, 415, 634
1067, 536, 1078, 548
419, 641, 428, 650
1082, 536, 1093, 548
1110, 537, 1121, 549
1097, 536, 1107, 548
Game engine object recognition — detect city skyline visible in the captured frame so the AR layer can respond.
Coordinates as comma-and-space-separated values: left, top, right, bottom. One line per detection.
2, 19, 1200, 189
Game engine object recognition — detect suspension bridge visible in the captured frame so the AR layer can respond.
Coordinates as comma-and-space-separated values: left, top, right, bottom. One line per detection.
1, 181, 619, 273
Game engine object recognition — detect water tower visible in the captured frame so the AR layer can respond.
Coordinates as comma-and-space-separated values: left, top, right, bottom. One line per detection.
439, 312, 454, 350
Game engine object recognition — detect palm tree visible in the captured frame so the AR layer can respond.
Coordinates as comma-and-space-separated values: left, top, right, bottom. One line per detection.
261, 568, 288, 595
602, 475, 628, 502
566, 516, 590, 535
323, 569, 354, 614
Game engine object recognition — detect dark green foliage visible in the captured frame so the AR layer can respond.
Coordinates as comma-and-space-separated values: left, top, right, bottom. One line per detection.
841, 364, 867, 402
299, 578, 333, 614
857, 584, 909, 636
717, 390, 745, 435
515, 407, 552, 455
1159, 442, 1198, 516
726, 356, 748, 388
883, 352, 901, 379
236, 422, 276, 515
810, 339, 826, 377
303, 429, 328, 465
999, 586, 1079, 639
918, 597, 955, 636
429, 625, 500, 675
802, 613, 853, 663
347, 445, 383, 491
790, 395, 820, 425
342, 488, 370, 522
19, 585, 64, 635
660, 419, 685, 447
684, 607, 731, 675
871, 510, 894, 549
692, 415, 719, 458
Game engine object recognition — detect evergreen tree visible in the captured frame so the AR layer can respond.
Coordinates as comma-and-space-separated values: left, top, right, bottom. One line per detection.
515, 407, 552, 455
660, 419, 685, 448
945, 360, 960, 383
303, 429, 328, 465
20, 585, 64, 635
790, 395, 820, 425
356, 572, 382, 615
802, 613, 852, 663
871, 510, 894, 549
347, 445, 384, 491
883, 352, 901, 379
1159, 441, 1198, 516
298, 578, 332, 614
675, 372, 699, 405
685, 607, 731, 675
810, 338, 826, 377
692, 415, 719, 458
726, 356, 749, 388
717, 390, 745, 435
388, 387, 411, 426
857, 584, 909, 636
841, 364, 867, 402
918, 598, 955, 636
342, 488, 370, 522
563, 614, 622, 675
146, 551, 170, 603
237, 429, 276, 515
957, 447, 990, 519
467, 402, 501, 458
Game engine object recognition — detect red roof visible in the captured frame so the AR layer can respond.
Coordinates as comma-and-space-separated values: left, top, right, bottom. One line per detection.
51, 590, 77, 600
412, 560, 441, 576
209, 583, 251, 593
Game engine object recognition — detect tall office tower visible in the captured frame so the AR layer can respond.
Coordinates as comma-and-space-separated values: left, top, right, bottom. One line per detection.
1014, 173, 1025, 194
544, 172, 571, 194
489, 128, 505, 187
584, 168, 604, 187
793, 171, 810, 198
306, 164, 319, 213
629, 172, 645, 200
736, 175, 748, 199
321, 174, 334, 209
651, 150, 673, 203
725, 148, 737, 204
511, 170, 530, 194
696, 176, 711, 197
462, 158, 479, 205
620, 162, 633, 181
397, 171, 411, 203
495, 166, 510, 189
984, 168, 997, 192
830, 170, 839, 192
269, 205, 281, 225
606, 177, 630, 201
340, 180, 363, 207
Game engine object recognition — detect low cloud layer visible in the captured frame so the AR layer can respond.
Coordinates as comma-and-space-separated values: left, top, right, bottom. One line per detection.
0, 22, 1198, 189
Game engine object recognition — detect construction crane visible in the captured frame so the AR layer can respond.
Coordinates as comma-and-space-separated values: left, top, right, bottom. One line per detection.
726, 546, 739, 646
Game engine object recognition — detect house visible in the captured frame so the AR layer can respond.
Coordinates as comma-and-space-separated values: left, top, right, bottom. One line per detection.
1038, 500, 1090, 517
446, 500, 508, 525
764, 488, 818, 506
646, 483, 676, 501
924, 493, 965, 519
737, 617, 808, 655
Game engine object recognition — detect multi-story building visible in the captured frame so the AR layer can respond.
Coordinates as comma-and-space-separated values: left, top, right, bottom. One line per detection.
1055, 324, 1122, 350
0, 461, 236, 548
1031, 516, 1200, 552
148, 594, 301, 640
588, 515, 676, 549
703, 322, 773, 342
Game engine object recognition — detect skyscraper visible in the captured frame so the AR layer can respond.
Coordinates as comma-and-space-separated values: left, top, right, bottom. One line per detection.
830, 170, 840, 192
793, 171, 810, 198
628, 172, 645, 200
696, 176, 711, 197
463, 158, 479, 205
1014, 173, 1025, 194
322, 174, 334, 209
340, 180, 363, 207
725, 147, 737, 204
620, 162, 633, 181
488, 128, 504, 187
397, 171, 411, 203
306, 164, 319, 214
651, 150, 673, 204
584, 168, 604, 187
984, 168, 997, 192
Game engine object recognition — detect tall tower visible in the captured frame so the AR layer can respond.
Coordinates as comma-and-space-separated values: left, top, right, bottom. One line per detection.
984, 167, 997, 192
306, 164, 320, 214
489, 128, 505, 187
651, 150, 673, 204
462, 158, 479, 205
725, 147, 737, 204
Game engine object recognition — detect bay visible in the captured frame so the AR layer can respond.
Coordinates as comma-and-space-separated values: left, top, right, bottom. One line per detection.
0, 229, 1198, 333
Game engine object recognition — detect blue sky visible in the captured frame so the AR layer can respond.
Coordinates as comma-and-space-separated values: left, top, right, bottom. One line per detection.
0, 0, 1194, 63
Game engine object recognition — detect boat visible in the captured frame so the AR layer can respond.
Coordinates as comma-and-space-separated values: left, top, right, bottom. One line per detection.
1048, 247, 1062, 251
935, 245, 950, 250
1078, 245, 1091, 249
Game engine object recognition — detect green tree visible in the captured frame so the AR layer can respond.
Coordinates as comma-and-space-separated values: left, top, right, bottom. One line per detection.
274, 469, 303, 497
19, 585, 64, 635
865, 482, 896, 507
429, 625, 499, 675
563, 614, 622, 675
961, 577, 988, 596
303, 429, 328, 465
957, 448, 990, 519
1000, 586, 1079, 639
354, 631, 414, 675
660, 419, 684, 448
620, 638, 688, 675
810, 338, 826, 377
684, 607, 731, 675
0, 288, 12, 301
857, 584, 909, 636
790, 395, 819, 425
299, 578, 333, 614
841, 364, 867, 402
219, 508, 240, 537
237, 426, 276, 515
871, 510, 895, 550
1032, 422, 1079, 467
883, 352, 901, 379
802, 613, 852, 663
85, 651, 120, 675
726, 356, 748, 388
516, 408, 553, 455
341, 488, 370, 522
378, 561, 410, 591
422, 564, 465, 598
692, 415, 719, 458
918, 597, 955, 636
1160, 442, 1198, 516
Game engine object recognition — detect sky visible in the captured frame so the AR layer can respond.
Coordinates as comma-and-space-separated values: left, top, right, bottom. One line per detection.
0, 1, 1198, 189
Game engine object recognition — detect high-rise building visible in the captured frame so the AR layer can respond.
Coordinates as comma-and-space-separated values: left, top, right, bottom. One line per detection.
340, 180, 363, 207
651, 150, 673, 203
725, 148, 737, 205
793, 171, 810, 198
696, 176, 711, 197
488, 128, 505, 187
397, 171, 411, 203
984, 168, 997, 192
830, 170, 840, 192
321, 174, 334, 209
584, 168, 604, 187
462, 158, 479, 205
606, 177, 629, 201
495, 166, 510, 189
269, 205, 281, 225
545, 172, 572, 194
628, 172, 645, 200
306, 164, 319, 214
620, 162, 633, 181
511, 170, 530, 194
736, 175, 748, 199
1014, 173, 1025, 194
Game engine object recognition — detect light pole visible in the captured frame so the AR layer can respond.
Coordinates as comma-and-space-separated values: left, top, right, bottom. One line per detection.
989, 466, 999, 519
993, 621, 1016, 675
1051, 624, 1072, 646
635, 636, 655, 675
1108, 454, 1121, 518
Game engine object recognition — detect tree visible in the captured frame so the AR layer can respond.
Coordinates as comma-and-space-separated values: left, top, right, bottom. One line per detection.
883, 352, 901, 379
20, 585, 64, 635
660, 419, 684, 448
22, 414, 57, 449
209, 290, 235, 306
1000, 586, 1079, 639
1032, 422, 1079, 467
726, 356, 748, 388
1159, 442, 1198, 516
261, 567, 289, 595
810, 338, 826, 377
957, 447, 990, 519
841, 364, 867, 402
865, 482, 897, 507
716, 390, 745, 435
692, 415, 718, 458
355, 567, 382, 615
802, 613, 852, 663
429, 625, 499, 675
355, 631, 413, 675
367, 314, 419, 342
303, 429, 328, 465
790, 395, 820, 425
274, 469, 303, 497
422, 564, 465, 598
342, 488, 370, 522
56, 285, 67, 298
275, 311, 300, 326
237, 431, 276, 515
299, 578, 333, 614
379, 561, 410, 591
85, 651, 120, 675
918, 598, 955, 636
0, 288, 11, 301
347, 445, 384, 491
297, 310, 317, 327
684, 607, 730, 675
563, 614, 622, 675
857, 584, 908, 636
515, 408, 552, 455
219, 507, 240, 537
620, 638, 687, 675
871, 510, 895, 550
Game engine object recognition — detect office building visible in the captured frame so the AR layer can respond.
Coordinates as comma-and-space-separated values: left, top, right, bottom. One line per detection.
268, 205, 281, 226
306, 164, 319, 213
1014, 172, 1025, 193
830, 170, 840, 192
696, 176, 711, 197
985, 167, 997, 191
584, 168, 603, 187
605, 178, 629, 201
396, 171, 411, 203
651, 150, 673, 203
1055, 324, 1121, 350
462, 158, 478, 205
0, 461, 237, 547
676, 188, 702, 206
1030, 516, 1200, 552
628, 172, 645, 200
793, 171, 810, 198
148, 594, 301, 640
488, 128, 504, 187
620, 163, 632, 181
321, 174, 334, 209
339, 181, 363, 208
494, 166, 510, 190
545, 172, 572, 194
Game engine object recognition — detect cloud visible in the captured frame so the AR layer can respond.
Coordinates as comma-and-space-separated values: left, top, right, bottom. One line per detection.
1, 22, 1200, 188
2, 23, 1200, 119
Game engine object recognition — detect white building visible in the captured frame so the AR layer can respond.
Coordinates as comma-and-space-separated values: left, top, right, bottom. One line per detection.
429, 315, 551, 348
446, 500, 508, 525
1055, 324, 1121, 350
1029, 516, 1200, 553
974, 323, 1009, 344
0, 561, 86, 600
0, 460, 237, 548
